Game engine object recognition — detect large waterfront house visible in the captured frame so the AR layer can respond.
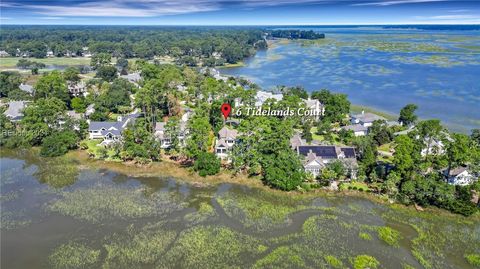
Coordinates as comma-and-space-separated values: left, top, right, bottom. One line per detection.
342, 111, 387, 137
444, 167, 475, 186
3, 101, 28, 122
254, 91, 284, 107
88, 113, 139, 146
290, 134, 357, 179
215, 126, 240, 160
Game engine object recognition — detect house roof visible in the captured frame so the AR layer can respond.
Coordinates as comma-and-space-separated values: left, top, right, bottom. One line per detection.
19, 83, 34, 94
4, 101, 27, 119
447, 167, 469, 177
67, 110, 83, 120
120, 72, 141, 83
218, 127, 239, 140
351, 112, 385, 123
298, 145, 356, 160
88, 121, 122, 131
290, 134, 306, 149
342, 124, 369, 132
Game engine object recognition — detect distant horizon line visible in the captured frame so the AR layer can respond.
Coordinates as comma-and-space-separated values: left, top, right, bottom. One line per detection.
1, 23, 480, 26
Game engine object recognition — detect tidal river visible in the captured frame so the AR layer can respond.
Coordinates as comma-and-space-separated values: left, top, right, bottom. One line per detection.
220, 26, 480, 133
1, 150, 479, 268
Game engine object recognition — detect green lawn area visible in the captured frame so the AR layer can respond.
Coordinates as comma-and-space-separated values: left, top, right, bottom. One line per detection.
339, 181, 371, 192
82, 139, 118, 160
378, 143, 392, 152
310, 127, 343, 145
350, 104, 397, 121
0, 57, 91, 68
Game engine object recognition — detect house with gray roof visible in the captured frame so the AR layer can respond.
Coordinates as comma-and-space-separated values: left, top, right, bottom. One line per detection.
341, 124, 369, 137
297, 145, 358, 179
444, 167, 476, 186
154, 120, 188, 149
120, 72, 142, 86
19, 83, 34, 95
4, 101, 28, 122
350, 111, 386, 127
215, 126, 240, 160
254, 91, 283, 107
88, 113, 139, 146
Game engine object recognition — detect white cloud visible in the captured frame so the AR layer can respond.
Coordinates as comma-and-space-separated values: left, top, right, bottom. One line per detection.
352, 0, 447, 7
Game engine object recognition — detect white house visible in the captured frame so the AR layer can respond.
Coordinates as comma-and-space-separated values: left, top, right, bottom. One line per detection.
303, 98, 325, 121
254, 91, 283, 107
68, 81, 87, 97
351, 111, 386, 127
445, 167, 475, 186
421, 138, 446, 157
341, 124, 369, 137
215, 127, 239, 160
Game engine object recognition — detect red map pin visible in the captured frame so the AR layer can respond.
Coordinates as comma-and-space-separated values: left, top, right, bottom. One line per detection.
221, 103, 231, 119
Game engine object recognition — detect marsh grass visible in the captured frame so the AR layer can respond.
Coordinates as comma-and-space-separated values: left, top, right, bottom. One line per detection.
350, 255, 380, 269
465, 254, 480, 267
49, 241, 100, 269
103, 224, 177, 267
158, 226, 264, 268
47, 184, 185, 222
377, 226, 402, 247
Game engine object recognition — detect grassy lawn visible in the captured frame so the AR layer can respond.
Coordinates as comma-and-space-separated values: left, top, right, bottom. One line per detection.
350, 104, 397, 121
82, 139, 118, 160
339, 181, 371, 192
378, 143, 392, 152
310, 127, 343, 145
0, 57, 91, 68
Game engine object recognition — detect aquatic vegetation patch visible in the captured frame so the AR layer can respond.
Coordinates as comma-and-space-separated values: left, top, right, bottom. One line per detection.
49, 241, 100, 269
377, 226, 402, 247
33, 157, 80, 188
350, 255, 379, 269
324, 255, 344, 268
159, 225, 264, 268
359, 232, 372, 241
465, 254, 480, 267
183, 201, 217, 224
253, 245, 306, 269
47, 184, 185, 222
0, 210, 31, 230
103, 224, 177, 267
216, 190, 312, 232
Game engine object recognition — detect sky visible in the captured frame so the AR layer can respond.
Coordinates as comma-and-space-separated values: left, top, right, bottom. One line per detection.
1, 0, 480, 25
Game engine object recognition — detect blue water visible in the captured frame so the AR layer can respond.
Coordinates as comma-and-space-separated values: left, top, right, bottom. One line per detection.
220, 26, 480, 133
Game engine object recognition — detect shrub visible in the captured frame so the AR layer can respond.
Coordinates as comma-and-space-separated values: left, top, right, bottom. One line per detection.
324, 255, 343, 268
194, 152, 221, 177
40, 130, 79, 157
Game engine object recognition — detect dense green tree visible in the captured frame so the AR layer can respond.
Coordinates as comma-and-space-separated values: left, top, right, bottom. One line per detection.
71, 97, 86, 113
261, 149, 306, 191
63, 67, 80, 82
398, 104, 418, 126
21, 97, 67, 145
445, 133, 471, 175
0, 71, 22, 97
393, 135, 416, 177
95, 65, 118, 82
90, 53, 112, 69
34, 71, 70, 104
185, 111, 212, 159
40, 130, 78, 157
194, 152, 221, 177
311, 89, 350, 123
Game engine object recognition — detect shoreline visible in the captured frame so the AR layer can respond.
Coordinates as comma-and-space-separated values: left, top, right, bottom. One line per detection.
2, 147, 475, 220
57, 150, 480, 220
